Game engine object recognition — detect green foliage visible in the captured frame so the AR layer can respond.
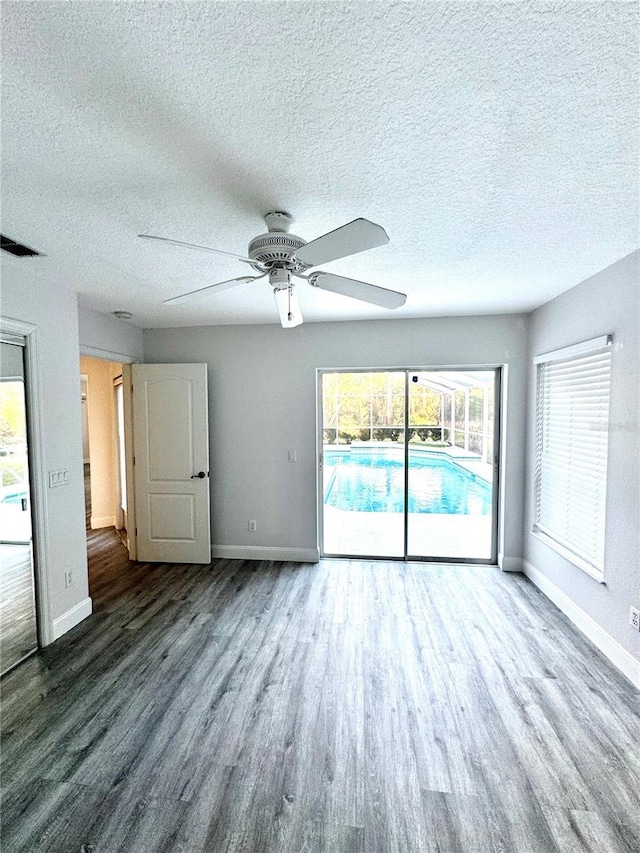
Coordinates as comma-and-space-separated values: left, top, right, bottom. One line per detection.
1, 461, 26, 486
323, 372, 446, 445
323, 429, 337, 445
468, 387, 484, 431
0, 382, 26, 447
322, 372, 488, 452
408, 388, 441, 425
323, 372, 405, 444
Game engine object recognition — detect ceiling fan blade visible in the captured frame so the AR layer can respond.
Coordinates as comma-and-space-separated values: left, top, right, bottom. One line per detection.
309, 272, 406, 309
139, 233, 258, 267
273, 286, 303, 328
292, 218, 389, 268
163, 276, 258, 305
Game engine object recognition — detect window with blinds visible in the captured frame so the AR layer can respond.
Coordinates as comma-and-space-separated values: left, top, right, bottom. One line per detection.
533, 335, 612, 579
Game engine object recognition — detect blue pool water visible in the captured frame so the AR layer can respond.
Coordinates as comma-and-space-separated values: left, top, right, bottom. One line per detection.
324, 448, 491, 514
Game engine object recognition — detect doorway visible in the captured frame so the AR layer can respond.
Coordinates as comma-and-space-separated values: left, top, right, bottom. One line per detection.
80, 356, 128, 557
319, 368, 500, 562
0, 338, 37, 674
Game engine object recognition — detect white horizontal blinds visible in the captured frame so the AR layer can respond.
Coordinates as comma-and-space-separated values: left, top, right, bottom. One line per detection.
534, 339, 612, 574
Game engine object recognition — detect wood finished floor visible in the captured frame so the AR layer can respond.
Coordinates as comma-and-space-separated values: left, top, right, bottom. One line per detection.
0, 544, 37, 676
84, 463, 91, 529
1, 529, 639, 853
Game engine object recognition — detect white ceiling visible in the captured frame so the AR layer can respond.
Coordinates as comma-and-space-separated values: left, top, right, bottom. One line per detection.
1, 1, 638, 329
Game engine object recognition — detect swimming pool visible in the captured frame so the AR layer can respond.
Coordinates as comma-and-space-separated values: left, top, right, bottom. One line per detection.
324, 448, 491, 514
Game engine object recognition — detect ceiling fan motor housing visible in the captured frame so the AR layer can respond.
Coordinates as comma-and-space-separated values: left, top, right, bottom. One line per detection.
247, 211, 308, 274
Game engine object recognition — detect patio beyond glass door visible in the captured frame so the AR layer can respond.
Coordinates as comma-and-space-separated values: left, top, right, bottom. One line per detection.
320, 369, 499, 562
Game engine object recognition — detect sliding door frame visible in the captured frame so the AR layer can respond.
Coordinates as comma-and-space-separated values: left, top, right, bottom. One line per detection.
1, 317, 52, 648
317, 365, 502, 564
317, 367, 407, 560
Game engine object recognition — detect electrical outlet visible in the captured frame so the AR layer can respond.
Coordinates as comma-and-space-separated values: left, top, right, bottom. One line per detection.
65, 570, 73, 588
630, 606, 640, 631
288, 449, 298, 463
248, 520, 257, 532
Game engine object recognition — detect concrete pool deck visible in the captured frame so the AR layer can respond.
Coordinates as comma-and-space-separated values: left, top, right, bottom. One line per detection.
323, 506, 492, 559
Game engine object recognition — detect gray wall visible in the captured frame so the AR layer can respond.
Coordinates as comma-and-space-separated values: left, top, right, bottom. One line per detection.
144, 314, 529, 565
524, 251, 640, 659
1, 259, 90, 635
78, 306, 143, 362
0, 272, 146, 642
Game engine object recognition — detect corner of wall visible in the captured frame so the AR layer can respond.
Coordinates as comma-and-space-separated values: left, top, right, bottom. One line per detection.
523, 560, 640, 690
78, 306, 143, 363
498, 554, 523, 573
52, 597, 93, 642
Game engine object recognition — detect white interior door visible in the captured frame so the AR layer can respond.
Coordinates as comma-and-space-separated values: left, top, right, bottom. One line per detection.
132, 363, 211, 563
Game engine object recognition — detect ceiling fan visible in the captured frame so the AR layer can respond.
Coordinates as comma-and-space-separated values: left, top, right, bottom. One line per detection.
139, 212, 406, 328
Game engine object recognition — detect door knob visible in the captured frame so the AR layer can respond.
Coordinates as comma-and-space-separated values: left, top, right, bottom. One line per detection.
191, 471, 206, 479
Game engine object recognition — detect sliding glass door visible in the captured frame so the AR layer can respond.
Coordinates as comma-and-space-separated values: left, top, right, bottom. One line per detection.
321, 372, 405, 557
0, 339, 38, 674
406, 371, 497, 561
320, 368, 499, 562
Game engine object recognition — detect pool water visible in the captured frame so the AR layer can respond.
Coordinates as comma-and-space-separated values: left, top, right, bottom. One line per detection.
324, 448, 491, 514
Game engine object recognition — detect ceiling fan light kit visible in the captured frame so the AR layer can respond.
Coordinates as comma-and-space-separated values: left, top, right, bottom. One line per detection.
141, 211, 407, 328
273, 285, 303, 329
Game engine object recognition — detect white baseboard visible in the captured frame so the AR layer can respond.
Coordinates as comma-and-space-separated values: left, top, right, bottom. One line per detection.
52, 597, 93, 642
523, 560, 640, 690
212, 544, 319, 563
91, 515, 115, 529
499, 554, 523, 573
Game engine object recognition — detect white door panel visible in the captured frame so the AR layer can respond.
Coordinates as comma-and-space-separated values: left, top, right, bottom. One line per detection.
133, 363, 211, 563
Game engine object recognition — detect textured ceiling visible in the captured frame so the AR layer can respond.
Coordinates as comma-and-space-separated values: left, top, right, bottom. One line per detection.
1, 1, 638, 329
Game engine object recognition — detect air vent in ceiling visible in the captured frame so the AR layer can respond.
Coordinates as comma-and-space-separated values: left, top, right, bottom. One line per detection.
1, 235, 42, 257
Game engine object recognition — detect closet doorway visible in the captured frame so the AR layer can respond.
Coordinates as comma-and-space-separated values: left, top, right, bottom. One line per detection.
0, 337, 37, 674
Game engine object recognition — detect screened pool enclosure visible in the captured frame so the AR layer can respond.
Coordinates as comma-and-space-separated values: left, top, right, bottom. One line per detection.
319, 370, 499, 561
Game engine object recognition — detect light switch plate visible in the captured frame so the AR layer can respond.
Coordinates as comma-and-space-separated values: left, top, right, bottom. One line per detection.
49, 468, 70, 488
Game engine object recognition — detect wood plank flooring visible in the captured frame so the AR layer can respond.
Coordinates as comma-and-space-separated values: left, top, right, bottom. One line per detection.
0, 543, 37, 676
84, 462, 91, 530
1, 529, 639, 852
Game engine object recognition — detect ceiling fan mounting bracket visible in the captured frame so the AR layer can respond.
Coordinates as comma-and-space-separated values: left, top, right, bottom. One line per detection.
263, 211, 292, 233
